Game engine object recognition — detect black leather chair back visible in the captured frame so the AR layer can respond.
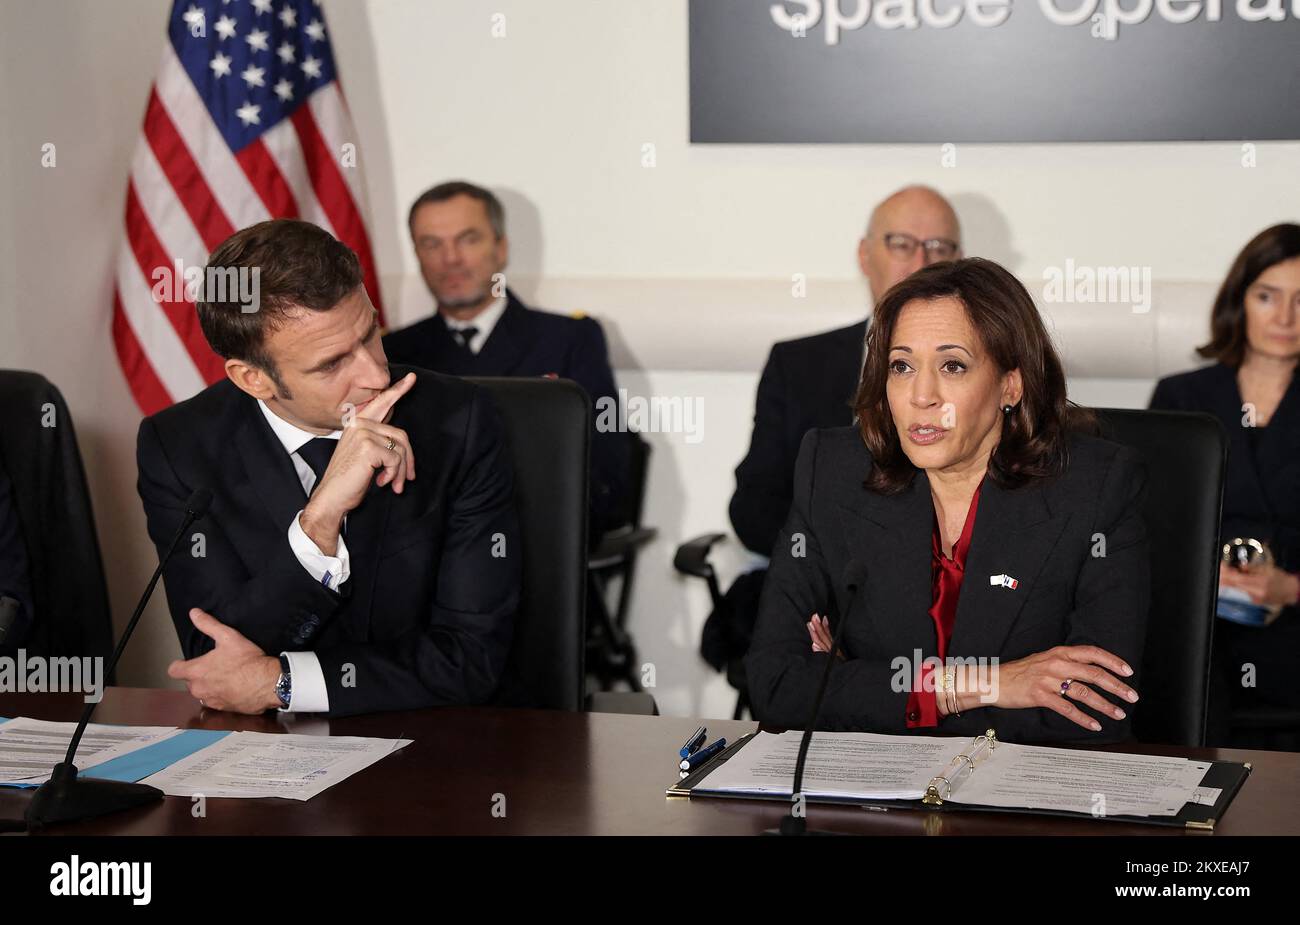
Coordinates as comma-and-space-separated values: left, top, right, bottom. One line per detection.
471, 377, 589, 711
0, 370, 113, 666
1095, 408, 1227, 747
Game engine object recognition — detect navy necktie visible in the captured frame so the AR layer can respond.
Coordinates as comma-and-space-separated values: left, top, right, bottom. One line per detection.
296, 437, 337, 493
452, 326, 479, 353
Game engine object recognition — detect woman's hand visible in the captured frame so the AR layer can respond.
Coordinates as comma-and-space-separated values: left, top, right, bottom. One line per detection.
1219, 562, 1300, 614
987, 645, 1138, 732
806, 614, 845, 661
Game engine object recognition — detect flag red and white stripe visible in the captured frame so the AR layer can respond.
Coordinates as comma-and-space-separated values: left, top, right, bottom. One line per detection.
113, 1, 385, 415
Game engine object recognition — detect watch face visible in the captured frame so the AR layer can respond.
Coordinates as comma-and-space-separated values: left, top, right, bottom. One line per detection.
276, 655, 292, 707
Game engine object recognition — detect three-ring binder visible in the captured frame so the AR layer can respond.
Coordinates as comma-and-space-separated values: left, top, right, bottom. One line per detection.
669, 727, 1252, 828
922, 728, 997, 806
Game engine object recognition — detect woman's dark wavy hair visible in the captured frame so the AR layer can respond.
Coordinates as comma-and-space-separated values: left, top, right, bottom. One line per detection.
854, 257, 1096, 495
1197, 223, 1300, 367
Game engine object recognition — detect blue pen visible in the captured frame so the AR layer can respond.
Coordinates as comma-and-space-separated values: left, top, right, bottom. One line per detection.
679, 725, 707, 758
679, 737, 726, 772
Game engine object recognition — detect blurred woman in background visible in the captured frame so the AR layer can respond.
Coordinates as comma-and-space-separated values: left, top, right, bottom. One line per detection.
1151, 223, 1300, 742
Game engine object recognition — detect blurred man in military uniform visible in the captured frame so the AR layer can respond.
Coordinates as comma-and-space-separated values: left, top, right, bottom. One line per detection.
384, 181, 629, 536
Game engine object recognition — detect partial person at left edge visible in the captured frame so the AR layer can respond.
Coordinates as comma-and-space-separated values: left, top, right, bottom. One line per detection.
0, 462, 36, 654
136, 219, 521, 717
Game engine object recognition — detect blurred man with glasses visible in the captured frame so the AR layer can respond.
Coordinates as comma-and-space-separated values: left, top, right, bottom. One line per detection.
704, 187, 962, 688
731, 185, 962, 557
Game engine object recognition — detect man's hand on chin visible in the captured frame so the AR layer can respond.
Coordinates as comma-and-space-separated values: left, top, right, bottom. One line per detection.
167, 607, 283, 714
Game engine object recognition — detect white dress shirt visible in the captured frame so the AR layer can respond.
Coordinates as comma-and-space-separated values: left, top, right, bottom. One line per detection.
255, 399, 349, 713
439, 295, 507, 354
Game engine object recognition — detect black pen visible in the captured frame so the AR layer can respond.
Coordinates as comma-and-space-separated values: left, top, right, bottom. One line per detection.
679, 725, 707, 758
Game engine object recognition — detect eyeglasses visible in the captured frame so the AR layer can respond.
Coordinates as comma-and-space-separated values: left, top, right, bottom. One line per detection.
881, 232, 961, 264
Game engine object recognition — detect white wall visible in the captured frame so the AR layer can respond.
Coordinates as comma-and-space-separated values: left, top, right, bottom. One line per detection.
0, 0, 186, 689
1, 0, 1297, 718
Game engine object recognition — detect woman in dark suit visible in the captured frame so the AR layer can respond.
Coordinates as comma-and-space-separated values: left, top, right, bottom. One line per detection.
1150, 223, 1300, 724
746, 258, 1147, 744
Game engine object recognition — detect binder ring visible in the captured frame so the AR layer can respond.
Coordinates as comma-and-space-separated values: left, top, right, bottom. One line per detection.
922, 730, 998, 806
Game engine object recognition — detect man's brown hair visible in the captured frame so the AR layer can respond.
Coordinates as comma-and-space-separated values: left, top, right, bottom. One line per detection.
407, 180, 505, 239
196, 219, 363, 386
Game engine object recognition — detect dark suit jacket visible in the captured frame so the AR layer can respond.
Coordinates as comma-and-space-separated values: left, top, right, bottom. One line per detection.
730, 320, 867, 556
1150, 363, 1300, 573
136, 366, 520, 717
745, 427, 1150, 744
383, 290, 629, 533
0, 465, 34, 650
1150, 362, 1300, 713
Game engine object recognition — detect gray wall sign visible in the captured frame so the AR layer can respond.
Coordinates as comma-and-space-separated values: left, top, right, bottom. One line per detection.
689, 0, 1300, 142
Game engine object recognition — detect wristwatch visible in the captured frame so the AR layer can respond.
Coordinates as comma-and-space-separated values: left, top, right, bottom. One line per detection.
275, 654, 292, 709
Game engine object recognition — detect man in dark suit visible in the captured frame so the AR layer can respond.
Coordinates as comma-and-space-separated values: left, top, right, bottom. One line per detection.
0, 465, 34, 652
383, 181, 629, 535
730, 186, 963, 556
137, 219, 519, 717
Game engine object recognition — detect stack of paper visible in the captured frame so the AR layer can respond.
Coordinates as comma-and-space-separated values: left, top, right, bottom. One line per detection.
139, 731, 413, 801
0, 718, 182, 785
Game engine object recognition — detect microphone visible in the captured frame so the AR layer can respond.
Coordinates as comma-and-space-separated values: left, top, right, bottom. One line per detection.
24, 488, 212, 828
774, 566, 864, 837
0, 596, 20, 648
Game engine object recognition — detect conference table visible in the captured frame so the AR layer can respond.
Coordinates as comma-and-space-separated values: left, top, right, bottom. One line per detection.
1, 687, 1296, 835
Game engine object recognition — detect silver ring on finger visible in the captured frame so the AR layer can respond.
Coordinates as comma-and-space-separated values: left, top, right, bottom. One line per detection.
1059, 679, 1074, 697
385, 438, 396, 451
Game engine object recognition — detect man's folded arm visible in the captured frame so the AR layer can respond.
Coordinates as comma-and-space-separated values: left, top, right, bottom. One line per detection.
136, 416, 344, 658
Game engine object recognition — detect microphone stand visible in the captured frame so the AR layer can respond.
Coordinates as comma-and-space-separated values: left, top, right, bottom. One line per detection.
24, 489, 211, 828
767, 579, 860, 836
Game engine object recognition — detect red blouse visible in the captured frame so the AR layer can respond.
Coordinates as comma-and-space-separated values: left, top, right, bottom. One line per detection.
906, 482, 983, 728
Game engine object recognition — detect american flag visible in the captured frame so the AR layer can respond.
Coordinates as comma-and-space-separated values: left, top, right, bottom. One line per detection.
113, 0, 385, 414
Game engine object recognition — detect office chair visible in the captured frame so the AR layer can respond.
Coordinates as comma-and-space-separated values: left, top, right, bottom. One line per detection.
674, 534, 759, 719
1228, 705, 1300, 751
469, 377, 655, 715
0, 370, 113, 668
1091, 408, 1227, 747
587, 431, 658, 692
